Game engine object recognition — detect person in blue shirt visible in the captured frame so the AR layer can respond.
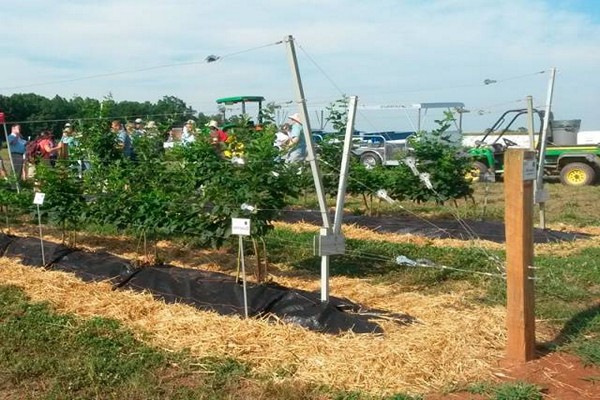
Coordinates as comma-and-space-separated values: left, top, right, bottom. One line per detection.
51, 126, 79, 160
285, 113, 307, 163
7, 124, 26, 180
111, 120, 133, 159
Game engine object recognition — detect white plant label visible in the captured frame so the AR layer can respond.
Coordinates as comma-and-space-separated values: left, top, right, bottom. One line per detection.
231, 218, 251, 236
33, 192, 46, 205
523, 159, 537, 181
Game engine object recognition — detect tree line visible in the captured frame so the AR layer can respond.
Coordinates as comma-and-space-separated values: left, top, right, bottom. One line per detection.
0, 93, 209, 138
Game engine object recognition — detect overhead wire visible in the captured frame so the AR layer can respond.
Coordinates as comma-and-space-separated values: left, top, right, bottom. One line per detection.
296, 41, 380, 132
0, 40, 284, 92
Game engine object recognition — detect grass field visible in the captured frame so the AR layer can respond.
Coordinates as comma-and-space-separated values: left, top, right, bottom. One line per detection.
0, 181, 599, 399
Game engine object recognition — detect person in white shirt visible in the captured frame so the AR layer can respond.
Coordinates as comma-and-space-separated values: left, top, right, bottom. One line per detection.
181, 119, 196, 145
274, 123, 291, 150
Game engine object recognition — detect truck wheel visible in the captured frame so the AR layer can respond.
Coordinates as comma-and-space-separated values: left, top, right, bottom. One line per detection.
466, 161, 489, 183
559, 162, 596, 186
360, 152, 381, 169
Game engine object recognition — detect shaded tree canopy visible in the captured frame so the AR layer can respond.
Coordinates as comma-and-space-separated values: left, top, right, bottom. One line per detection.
0, 93, 206, 137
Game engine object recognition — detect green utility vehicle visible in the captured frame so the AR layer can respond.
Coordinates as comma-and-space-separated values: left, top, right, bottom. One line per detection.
468, 109, 600, 186
216, 95, 266, 130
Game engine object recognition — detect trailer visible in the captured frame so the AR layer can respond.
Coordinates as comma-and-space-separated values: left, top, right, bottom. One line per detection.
353, 102, 466, 168
351, 131, 413, 168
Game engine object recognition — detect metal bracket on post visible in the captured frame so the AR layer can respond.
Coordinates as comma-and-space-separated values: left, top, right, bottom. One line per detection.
314, 227, 345, 256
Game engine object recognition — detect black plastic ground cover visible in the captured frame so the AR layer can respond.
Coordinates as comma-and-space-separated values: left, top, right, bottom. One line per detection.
280, 210, 588, 243
1, 235, 386, 334
51, 250, 139, 287
4, 236, 73, 267
124, 265, 383, 334
0, 233, 15, 254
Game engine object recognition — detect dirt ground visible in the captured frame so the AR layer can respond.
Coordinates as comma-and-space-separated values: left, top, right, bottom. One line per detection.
428, 352, 600, 399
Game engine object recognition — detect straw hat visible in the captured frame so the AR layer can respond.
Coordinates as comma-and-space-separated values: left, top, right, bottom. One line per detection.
206, 120, 219, 129
288, 113, 301, 123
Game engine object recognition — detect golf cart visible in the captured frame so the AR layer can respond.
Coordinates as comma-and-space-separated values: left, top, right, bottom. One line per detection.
468, 109, 599, 186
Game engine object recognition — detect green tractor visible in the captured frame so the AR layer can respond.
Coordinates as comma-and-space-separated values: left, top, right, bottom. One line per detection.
468, 109, 600, 186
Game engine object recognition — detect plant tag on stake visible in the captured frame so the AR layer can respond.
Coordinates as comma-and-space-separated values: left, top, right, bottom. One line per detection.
33, 192, 46, 205
231, 218, 251, 236
523, 159, 537, 181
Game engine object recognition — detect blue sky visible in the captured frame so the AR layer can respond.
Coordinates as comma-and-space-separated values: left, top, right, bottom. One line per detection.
556, 0, 600, 21
1, 0, 599, 132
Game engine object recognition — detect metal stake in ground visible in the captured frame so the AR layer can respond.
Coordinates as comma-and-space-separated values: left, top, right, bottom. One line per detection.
232, 217, 251, 318
33, 192, 46, 266
536, 67, 556, 230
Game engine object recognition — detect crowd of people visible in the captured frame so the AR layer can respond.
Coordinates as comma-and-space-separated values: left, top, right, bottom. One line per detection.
171, 119, 229, 146
1, 113, 309, 180
2, 122, 82, 180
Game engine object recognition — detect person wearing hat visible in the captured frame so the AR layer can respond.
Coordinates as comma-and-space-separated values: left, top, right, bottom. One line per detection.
181, 119, 196, 145
133, 118, 146, 138
206, 120, 228, 144
285, 113, 307, 163
51, 125, 79, 160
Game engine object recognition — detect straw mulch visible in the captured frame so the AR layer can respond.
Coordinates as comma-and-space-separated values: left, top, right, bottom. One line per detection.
0, 257, 509, 396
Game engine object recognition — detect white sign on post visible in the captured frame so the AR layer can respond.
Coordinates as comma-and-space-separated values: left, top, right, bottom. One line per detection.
523, 159, 537, 181
33, 192, 46, 205
231, 218, 251, 236
232, 217, 251, 319
33, 192, 46, 266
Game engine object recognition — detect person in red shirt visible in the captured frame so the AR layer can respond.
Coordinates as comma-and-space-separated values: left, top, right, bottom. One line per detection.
206, 120, 228, 144
37, 131, 57, 159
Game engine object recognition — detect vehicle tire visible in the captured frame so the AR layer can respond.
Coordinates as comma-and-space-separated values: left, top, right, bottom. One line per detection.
559, 162, 596, 186
360, 152, 381, 169
466, 161, 489, 183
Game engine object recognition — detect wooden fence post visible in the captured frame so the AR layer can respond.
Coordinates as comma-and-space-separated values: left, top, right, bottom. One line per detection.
504, 149, 536, 363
